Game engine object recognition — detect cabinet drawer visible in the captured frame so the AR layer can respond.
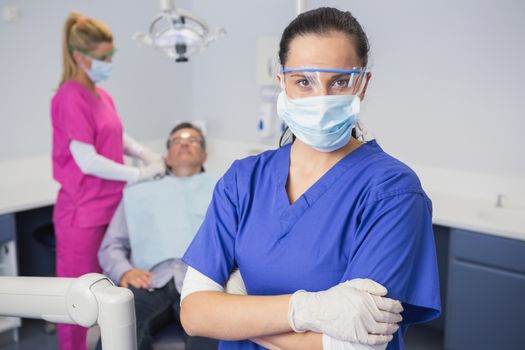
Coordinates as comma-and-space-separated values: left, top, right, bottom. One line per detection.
445, 259, 525, 350
450, 229, 525, 274
0, 214, 15, 245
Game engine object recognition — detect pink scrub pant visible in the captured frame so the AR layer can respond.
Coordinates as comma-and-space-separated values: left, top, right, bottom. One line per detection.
55, 224, 107, 350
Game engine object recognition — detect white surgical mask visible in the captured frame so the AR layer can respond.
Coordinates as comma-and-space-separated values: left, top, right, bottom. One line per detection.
277, 91, 360, 152
83, 58, 113, 83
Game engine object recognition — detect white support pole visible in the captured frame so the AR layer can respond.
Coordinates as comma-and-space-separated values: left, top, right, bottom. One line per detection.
0, 273, 137, 350
296, 0, 307, 15
160, 0, 175, 13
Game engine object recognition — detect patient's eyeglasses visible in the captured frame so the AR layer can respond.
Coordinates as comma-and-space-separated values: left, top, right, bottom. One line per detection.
168, 136, 203, 147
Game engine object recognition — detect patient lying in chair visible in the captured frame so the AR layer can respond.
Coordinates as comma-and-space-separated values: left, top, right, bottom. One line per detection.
97, 122, 218, 350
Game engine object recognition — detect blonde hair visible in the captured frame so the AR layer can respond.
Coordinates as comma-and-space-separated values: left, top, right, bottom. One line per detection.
59, 12, 113, 87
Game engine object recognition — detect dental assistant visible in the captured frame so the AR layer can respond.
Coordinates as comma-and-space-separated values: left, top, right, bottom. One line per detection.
51, 12, 164, 350
180, 7, 440, 350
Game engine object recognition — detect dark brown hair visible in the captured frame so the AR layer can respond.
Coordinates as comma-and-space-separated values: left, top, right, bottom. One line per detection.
279, 7, 369, 68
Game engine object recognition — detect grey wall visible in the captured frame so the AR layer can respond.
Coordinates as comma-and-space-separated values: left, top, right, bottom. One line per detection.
189, 1, 292, 145
1, 0, 524, 178
191, 0, 525, 178
0, 0, 193, 161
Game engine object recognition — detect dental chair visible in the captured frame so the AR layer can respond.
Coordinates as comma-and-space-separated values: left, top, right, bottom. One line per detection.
88, 318, 218, 350
152, 324, 218, 350
87, 322, 186, 350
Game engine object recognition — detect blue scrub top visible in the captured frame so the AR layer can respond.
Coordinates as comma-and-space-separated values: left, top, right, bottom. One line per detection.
183, 140, 441, 350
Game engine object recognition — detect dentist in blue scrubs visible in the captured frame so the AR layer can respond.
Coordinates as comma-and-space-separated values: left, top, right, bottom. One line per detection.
180, 7, 440, 350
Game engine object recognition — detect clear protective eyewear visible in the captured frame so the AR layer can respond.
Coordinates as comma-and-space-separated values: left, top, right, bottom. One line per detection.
72, 48, 117, 62
280, 67, 368, 99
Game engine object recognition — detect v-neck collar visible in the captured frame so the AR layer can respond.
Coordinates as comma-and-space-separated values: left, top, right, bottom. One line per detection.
69, 80, 103, 101
274, 140, 382, 235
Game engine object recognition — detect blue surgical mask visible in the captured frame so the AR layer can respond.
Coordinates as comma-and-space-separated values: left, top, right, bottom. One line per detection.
83, 58, 113, 83
276, 91, 360, 152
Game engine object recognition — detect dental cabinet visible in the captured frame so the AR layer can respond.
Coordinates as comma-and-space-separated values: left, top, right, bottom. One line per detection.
0, 214, 21, 345
426, 169, 525, 350
430, 223, 525, 350
443, 229, 525, 350
0, 155, 57, 346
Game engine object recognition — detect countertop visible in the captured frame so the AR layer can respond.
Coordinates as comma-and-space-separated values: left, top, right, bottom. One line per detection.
1, 138, 524, 241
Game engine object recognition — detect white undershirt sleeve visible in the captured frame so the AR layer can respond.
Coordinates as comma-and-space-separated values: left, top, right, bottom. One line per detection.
180, 266, 224, 302
322, 334, 388, 350
122, 133, 145, 159
70, 140, 139, 183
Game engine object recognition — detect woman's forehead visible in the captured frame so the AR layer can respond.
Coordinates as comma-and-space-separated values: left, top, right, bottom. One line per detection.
286, 32, 361, 69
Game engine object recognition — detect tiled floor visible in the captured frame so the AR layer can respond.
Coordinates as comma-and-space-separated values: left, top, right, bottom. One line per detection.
0, 319, 444, 350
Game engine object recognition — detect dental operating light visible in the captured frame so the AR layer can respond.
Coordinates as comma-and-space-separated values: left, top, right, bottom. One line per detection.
133, 0, 226, 62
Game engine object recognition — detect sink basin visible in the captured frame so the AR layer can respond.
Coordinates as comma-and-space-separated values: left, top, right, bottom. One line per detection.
477, 208, 525, 229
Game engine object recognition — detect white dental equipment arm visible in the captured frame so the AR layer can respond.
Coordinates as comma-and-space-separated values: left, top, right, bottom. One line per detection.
297, 0, 307, 15
0, 273, 137, 350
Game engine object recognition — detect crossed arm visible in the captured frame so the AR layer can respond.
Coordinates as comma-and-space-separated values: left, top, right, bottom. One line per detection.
180, 267, 396, 350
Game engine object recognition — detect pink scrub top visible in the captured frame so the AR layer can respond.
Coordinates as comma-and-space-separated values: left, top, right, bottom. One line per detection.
51, 80, 125, 228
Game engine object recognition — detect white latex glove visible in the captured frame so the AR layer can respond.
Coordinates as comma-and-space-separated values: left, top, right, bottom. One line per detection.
137, 160, 166, 182
288, 279, 403, 345
139, 148, 164, 166
224, 269, 247, 295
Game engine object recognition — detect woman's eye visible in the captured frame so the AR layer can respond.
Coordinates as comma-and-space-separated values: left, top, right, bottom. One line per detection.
333, 79, 350, 88
296, 79, 310, 87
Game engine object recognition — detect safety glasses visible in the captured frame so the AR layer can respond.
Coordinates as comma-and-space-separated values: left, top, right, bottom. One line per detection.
71, 48, 117, 62
280, 67, 368, 99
